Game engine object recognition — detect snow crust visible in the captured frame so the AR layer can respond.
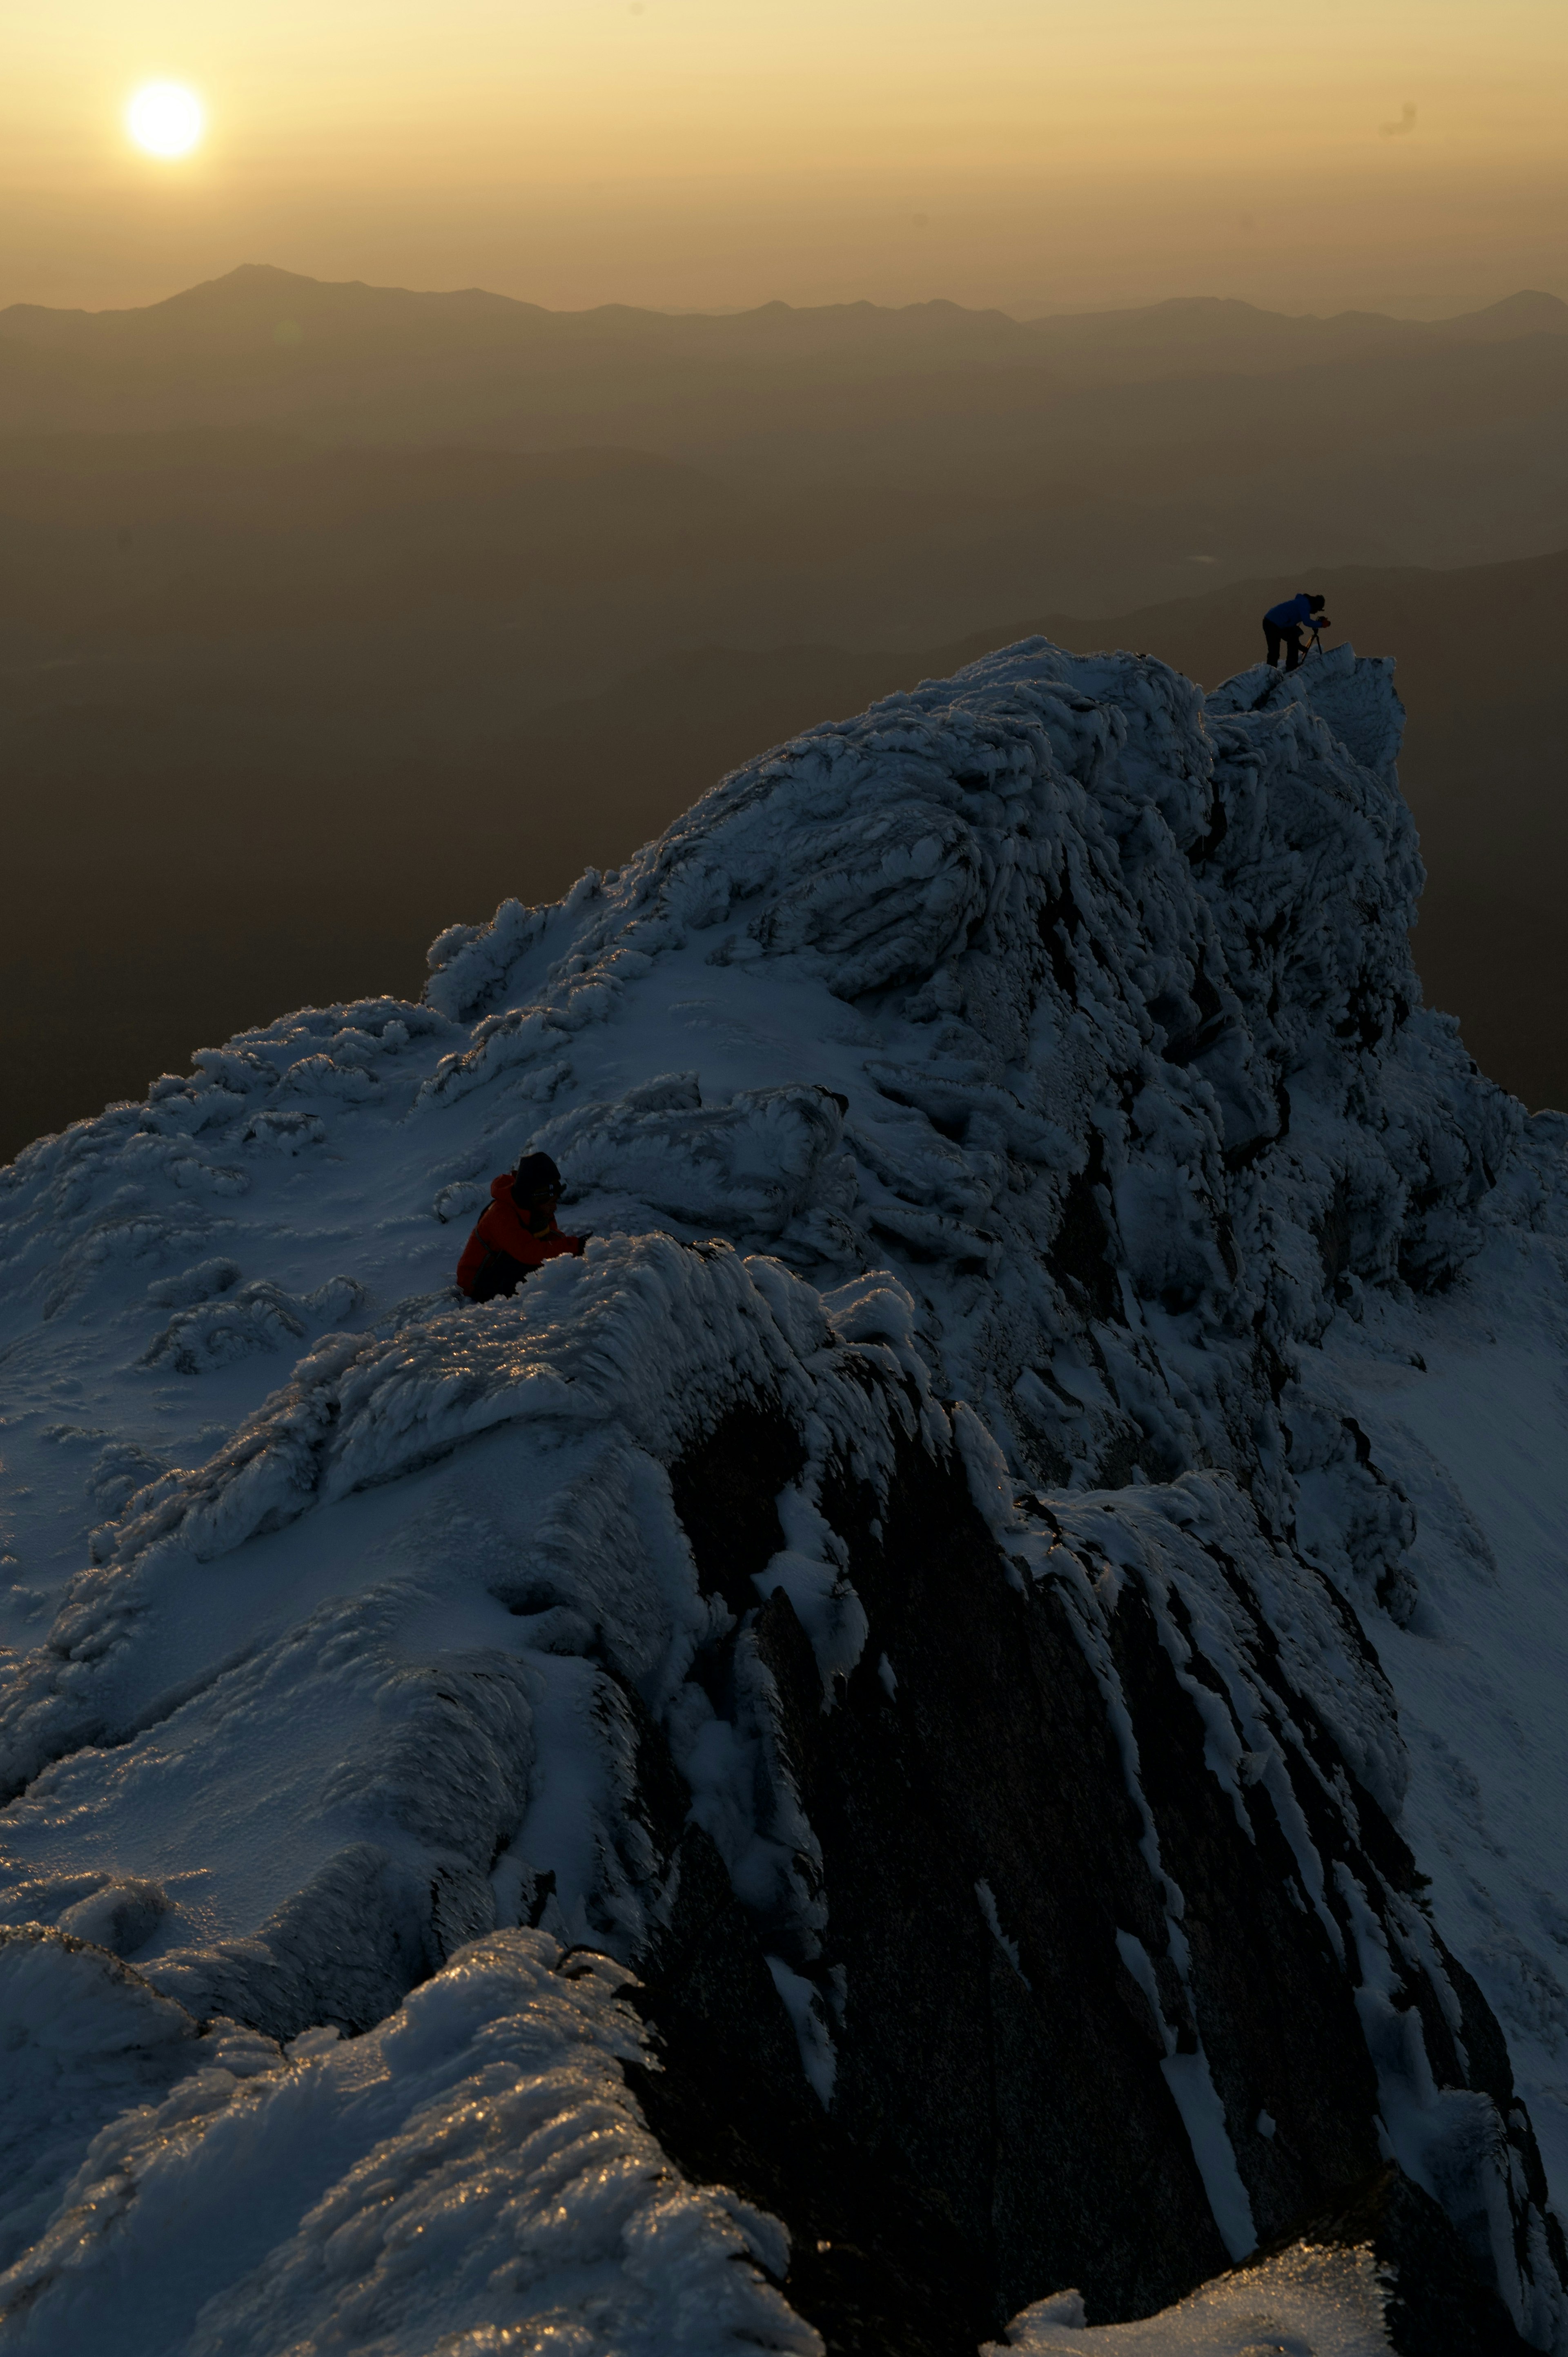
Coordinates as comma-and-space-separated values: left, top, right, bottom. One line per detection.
0, 1925, 813, 2356
1, 634, 1566, 2350
989, 2241, 1388, 2352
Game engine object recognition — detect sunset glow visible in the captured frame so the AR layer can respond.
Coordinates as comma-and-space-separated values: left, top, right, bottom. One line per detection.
0, 2, 1558, 312
126, 81, 204, 161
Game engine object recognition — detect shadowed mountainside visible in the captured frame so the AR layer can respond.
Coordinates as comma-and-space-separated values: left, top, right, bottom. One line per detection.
2, 269, 1567, 625
5, 551, 1565, 1162
4, 263, 1564, 403
3, 268, 1566, 1159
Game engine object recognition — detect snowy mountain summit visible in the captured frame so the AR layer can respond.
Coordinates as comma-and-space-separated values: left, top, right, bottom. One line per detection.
2, 638, 1568, 2356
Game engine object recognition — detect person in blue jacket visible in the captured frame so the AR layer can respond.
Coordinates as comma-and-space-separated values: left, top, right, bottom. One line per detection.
1263, 591, 1330, 670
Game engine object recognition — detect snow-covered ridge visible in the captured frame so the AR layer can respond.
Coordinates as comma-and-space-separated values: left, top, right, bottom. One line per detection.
2, 638, 1567, 2355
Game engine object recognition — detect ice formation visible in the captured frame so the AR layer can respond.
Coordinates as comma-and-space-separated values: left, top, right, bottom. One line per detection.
2, 639, 1567, 2355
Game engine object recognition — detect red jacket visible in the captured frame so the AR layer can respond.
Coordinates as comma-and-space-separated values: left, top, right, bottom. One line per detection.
456, 1175, 585, 1300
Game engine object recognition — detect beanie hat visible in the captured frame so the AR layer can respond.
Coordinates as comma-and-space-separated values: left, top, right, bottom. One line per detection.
511, 1152, 563, 1204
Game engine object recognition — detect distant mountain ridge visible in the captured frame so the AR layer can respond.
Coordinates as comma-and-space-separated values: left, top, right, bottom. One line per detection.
4, 266, 1567, 1164
1, 265, 1565, 628
3, 261, 1564, 360
5, 540, 1568, 1164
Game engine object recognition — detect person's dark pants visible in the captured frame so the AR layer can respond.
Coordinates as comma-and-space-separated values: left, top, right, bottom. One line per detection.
1264, 622, 1306, 671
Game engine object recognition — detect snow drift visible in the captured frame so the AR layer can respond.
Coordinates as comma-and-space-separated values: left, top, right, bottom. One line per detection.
2, 638, 1568, 2355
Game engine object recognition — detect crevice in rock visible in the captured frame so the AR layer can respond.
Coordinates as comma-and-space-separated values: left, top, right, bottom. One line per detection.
633, 1398, 1557, 2355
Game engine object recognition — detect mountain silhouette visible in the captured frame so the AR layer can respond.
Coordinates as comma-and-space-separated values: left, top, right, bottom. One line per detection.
3, 269, 1566, 1159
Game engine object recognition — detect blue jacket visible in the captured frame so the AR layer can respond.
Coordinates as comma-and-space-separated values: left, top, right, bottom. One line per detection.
1264, 593, 1320, 629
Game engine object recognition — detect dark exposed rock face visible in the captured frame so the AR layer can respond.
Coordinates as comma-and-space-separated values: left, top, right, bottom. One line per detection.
630, 1392, 1555, 2354
4, 639, 1564, 2351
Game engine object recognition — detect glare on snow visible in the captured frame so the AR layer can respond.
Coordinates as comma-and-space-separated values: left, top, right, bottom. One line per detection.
126, 82, 205, 158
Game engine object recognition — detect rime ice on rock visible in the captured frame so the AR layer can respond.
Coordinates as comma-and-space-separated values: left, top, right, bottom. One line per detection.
0, 638, 1564, 2355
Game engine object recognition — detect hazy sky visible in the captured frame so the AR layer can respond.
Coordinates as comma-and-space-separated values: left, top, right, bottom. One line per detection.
5, 0, 1567, 317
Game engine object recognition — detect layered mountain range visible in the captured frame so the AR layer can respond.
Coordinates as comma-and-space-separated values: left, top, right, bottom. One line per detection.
5, 268, 1568, 1157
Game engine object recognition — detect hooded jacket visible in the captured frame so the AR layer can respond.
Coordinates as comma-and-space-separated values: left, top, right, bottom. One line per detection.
1263, 593, 1321, 630
455, 1174, 584, 1300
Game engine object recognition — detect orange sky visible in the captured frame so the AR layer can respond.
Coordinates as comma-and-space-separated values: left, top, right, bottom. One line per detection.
4, 0, 1567, 316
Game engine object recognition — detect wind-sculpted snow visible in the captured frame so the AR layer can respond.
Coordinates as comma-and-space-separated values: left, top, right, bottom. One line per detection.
0, 1928, 813, 2357
413, 638, 1510, 1610
1, 636, 1566, 2355
0, 1234, 933, 1813
988, 2243, 1390, 2353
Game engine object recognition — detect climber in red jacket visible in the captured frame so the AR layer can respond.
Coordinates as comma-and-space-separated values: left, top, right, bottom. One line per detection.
455, 1152, 587, 1302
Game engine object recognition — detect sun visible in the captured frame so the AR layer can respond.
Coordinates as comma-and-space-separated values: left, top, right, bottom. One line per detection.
126, 82, 205, 160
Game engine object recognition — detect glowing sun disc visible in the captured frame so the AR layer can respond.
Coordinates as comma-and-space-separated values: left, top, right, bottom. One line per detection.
127, 82, 205, 158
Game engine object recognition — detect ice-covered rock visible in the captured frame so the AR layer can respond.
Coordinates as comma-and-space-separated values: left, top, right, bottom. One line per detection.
0, 637, 1565, 2355
0, 1928, 810, 2357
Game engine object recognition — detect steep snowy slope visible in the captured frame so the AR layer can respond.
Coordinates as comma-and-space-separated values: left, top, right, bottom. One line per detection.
2, 639, 1567, 2355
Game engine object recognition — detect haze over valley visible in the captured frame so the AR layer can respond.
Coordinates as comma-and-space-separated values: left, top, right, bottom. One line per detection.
2, 265, 1566, 1157
14, 9, 1568, 2348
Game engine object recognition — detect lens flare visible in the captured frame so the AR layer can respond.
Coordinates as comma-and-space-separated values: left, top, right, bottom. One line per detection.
126, 82, 205, 159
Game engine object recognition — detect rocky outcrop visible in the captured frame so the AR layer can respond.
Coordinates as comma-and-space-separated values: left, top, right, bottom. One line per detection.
1, 638, 1564, 2353
626, 1365, 1555, 2353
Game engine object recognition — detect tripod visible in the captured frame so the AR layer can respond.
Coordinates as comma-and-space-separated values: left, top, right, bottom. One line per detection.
1301, 624, 1325, 662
